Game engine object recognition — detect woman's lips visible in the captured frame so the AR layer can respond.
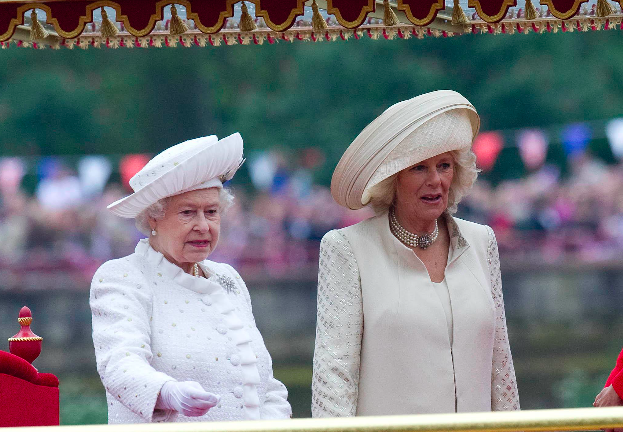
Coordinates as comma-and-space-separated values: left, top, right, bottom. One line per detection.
188, 240, 210, 248
420, 194, 442, 204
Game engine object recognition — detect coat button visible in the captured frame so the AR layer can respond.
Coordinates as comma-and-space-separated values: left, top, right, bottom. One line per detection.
233, 386, 243, 398
230, 354, 240, 366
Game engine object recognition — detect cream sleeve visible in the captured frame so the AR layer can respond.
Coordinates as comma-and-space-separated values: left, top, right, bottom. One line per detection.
311, 230, 363, 417
486, 226, 520, 411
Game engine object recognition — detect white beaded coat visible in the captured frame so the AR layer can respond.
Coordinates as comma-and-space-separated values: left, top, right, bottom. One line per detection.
312, 212, 519, 417
90, 239, 292, 423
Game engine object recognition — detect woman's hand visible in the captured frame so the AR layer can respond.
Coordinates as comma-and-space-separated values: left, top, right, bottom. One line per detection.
594, 385, 623, 432
595, 385, 623, 407
156, 381, 220, 417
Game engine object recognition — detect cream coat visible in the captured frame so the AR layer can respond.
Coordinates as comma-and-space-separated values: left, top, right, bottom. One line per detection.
312, 213, 519, 417
90, 239, 291, 423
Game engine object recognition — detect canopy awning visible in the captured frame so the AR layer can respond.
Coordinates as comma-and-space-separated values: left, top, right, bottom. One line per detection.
0, 0, 620, 48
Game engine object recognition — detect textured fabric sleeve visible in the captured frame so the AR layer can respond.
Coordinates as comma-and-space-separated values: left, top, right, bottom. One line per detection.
311, 230, 363, 418
486, 226, 520, 411
222, 264, 292, 420
90, 259, 177, 423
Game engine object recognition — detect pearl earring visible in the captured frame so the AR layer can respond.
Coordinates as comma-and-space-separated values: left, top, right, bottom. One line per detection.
151, 229, 157, 236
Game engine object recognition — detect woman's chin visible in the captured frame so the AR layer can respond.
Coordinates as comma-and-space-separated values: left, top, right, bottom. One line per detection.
184, 250, 212, 263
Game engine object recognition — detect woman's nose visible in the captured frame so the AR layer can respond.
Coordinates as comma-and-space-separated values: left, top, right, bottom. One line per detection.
195, 214, 210, 232
427, 169, 441, 186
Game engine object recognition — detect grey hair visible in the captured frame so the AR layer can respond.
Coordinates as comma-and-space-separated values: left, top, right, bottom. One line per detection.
367, 148, 480, 215
135, 187, 235, 236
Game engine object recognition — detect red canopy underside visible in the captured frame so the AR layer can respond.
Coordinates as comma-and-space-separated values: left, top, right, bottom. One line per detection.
0, 0, 606, 41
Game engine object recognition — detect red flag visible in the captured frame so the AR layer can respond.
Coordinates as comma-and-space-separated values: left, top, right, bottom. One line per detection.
472, 132, 503, 171
119, 154, 150, 191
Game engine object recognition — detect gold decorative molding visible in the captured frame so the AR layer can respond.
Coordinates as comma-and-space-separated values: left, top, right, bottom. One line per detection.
540, 0, 589, 19
468, 0, 516, 22
397, 0, 445, 26
250, 0, 306, 32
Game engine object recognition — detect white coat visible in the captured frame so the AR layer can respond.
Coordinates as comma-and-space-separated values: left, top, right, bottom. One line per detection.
90, 239, 292, 423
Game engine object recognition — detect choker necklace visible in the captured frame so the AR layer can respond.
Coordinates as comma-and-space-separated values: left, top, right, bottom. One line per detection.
389, 207, 439, 249
192, 263, 200, 278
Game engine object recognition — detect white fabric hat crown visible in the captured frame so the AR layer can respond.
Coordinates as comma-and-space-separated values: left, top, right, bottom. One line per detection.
331, 90, 480, 210
108, 133, 244, 218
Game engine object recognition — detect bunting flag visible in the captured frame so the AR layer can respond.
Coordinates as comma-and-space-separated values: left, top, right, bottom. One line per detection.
78, 156, 113, 197
472, 131, 503, 171
606, 118, 623, 159
561, 123, 591, 158
517, 129, 548, 170
119, 154, 150, 191
0, 158, 26, 195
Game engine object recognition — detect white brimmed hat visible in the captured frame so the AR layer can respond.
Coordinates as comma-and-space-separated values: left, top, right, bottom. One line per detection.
108, 133, 244, 218
331, 90, 480, 210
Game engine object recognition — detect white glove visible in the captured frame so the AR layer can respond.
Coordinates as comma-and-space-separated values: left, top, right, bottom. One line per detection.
155, 381, 220, 417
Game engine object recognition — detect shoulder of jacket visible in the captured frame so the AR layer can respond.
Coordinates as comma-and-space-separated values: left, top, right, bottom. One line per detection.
204, 260, 238, 278
452, 217, 491, 241
328, 214, 384, 239
91, 254, 149, 287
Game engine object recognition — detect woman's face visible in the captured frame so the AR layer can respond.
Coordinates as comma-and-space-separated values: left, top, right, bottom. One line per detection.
150, 188, 221, 270
395, 152, 454, 222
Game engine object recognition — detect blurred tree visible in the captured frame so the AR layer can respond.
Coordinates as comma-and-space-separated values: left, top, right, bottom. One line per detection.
1, 30, 623, 184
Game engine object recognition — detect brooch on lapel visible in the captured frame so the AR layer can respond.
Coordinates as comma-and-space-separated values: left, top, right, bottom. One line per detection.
217, 274, 239, 295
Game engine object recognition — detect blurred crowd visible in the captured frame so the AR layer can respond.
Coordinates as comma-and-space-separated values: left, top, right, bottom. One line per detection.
1, 152, 623, 289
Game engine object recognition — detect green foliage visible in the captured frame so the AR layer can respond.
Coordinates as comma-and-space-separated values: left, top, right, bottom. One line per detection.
1, 31, 623, 184
59, 375, 108, 425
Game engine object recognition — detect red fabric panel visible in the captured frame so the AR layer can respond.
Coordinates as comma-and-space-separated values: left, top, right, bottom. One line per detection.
46, 3, 88, 37
471, 0, 517, 21
0, 4, 21, 41
118, 0, 161, 34
0, 350, 38, 384
399, 0, 445, 24
256, 0, 303, 30
188, 0, 231, 32
0, 373, 59, 427
328, 0, 373, 25
547, 0, 583, 16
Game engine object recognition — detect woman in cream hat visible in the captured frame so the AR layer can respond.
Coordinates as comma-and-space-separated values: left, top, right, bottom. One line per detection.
312, 91, 519, 416
90, 133, 291, 423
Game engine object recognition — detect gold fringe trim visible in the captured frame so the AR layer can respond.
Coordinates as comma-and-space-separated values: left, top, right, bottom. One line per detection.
597, 0, 615, 16
239, 2, 257, 31
17, 317, 32, 325
100, 7, 119, 38
525, 0, 538, 19
451, 0, 469, 25
8, 337, 42, 342
384, 0, 399, 26
7, 15, 623, 50
311, 0, 328, 33
30, 10, 48, 41
169, 4, 189, 35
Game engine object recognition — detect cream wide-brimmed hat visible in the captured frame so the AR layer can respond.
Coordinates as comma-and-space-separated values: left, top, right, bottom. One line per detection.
331, 90, 480, 210
108, 133, 244, 218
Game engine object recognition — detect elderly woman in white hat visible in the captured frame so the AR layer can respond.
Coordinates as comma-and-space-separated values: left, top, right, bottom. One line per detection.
312, 91, 519, 417
90, 133, 291, 423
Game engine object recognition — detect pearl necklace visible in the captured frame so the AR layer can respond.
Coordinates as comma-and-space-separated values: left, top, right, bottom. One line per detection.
389, 207, 439, 249
192, 263, 200, 278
